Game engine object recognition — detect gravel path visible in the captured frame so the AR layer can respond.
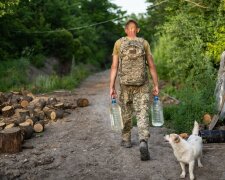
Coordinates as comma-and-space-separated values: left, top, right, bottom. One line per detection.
0, 70, 225, 180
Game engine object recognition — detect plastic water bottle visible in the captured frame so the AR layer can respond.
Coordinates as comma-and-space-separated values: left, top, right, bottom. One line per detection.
110, 98, 123, 131
151, 96, 164, 127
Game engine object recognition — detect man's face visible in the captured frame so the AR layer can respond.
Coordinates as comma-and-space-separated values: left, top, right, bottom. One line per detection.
125, 22, 140, 37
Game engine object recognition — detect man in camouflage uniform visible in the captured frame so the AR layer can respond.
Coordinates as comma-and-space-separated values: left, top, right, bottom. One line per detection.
110, 19, 159, 161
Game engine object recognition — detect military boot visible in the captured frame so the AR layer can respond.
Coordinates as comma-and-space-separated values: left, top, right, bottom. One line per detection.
139, 140, 150, 161
120, 140, 132, 148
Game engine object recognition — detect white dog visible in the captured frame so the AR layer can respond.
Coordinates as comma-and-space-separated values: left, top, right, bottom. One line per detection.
164, 121, 203, 180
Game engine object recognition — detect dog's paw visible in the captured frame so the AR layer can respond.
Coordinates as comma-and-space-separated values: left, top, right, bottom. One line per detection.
198, 160, 203, 167
180, 173, 185, 179
190, 174, 195, 180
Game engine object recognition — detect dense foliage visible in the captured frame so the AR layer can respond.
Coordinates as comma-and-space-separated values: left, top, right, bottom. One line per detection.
0, 0, 125, 67
0, 0, 126, 92
138, 0, 225, 132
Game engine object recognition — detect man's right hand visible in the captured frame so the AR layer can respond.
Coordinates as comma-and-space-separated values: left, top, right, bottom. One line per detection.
110, 88, 117, 99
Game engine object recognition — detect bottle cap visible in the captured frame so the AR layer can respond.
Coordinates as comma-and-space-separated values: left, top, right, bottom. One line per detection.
154, 96, 159, 101
112, 98, 116, 104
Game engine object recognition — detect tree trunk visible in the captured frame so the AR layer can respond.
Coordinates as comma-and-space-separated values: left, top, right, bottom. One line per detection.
0, 127, 22, 153
0, 92, 7, 104
10, 95, 21, 104
4, 123, 15, 129
34, 109, 45, 120
12, 104, 22, 110
2, 106, 14, 117
20, 100, 29, 108
46, 109, 64, 121
14, 117, 26, 126
19, 122, 34, 140
54, 103, 64, 109
64, 102, 77, 109
0, 122, 6, 130
27, 104, 35, 117
77, 98, 89, 107
47, 97, 57, 105
34, 120, 45, 133
36, 99, 46, 110
15, 109, 30, 119
22, 95, 33, 103
25, 116, 39, 126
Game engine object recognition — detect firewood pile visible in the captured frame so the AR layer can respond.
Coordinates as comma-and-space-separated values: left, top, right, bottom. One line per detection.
0, 91, 89, 153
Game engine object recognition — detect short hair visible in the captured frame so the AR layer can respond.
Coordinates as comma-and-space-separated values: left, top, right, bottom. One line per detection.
125, 19, 139, 28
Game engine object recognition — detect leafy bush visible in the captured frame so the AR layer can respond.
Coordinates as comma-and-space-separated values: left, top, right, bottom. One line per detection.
163, 74, 216, 134
153, 34, 173, 81
0, 58, 29, 91
207, 26, 225, 64
30, 54, 46, 68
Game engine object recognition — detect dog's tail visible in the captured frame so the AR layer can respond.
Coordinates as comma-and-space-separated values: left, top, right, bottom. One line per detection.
192, 121, 199, 135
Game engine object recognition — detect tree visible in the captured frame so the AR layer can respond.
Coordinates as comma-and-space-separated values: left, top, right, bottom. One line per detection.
0, 0, 19, 17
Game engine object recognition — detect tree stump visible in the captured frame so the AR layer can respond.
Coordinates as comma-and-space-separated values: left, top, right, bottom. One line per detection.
34, 109, 45, 120
0, 122, 6, 130
20, 96, 33, 108
47, 97, 57, 105
44, 109, 54, 120
26, 93, 35, 100
43, 106, 52, 113
77, 98, 89, 107
11, 91, 22, 95
22, 95, 33, 102
12, 104, 22, 110
54, 103, 64, 109
25, 116, 39, 126
34, 120, 45, 133
46, 109, 64, 121
19, 122, 34, 140
27, 104, 35, 117
2, 92, 13, 101
20, 100, 29, 108
64, 103, 77, 109
10, 95, 21, 104
0, 127, 22, 153
14, 117, 26, 126
36, 99, 46, 110
15, 109, 30, 119
2, 106, 14, 117
0, 92, 7, 104
4, 123, 15, 129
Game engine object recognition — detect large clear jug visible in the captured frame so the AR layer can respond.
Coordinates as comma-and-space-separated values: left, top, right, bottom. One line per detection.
151, 96, 164, 127
110, 98, 123, 131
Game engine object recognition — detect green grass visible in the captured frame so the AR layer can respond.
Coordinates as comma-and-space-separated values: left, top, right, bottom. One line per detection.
31, 64, 89, 93
163, 85, 216, 134
0, 58, 30, 91
0, 58, 89, 93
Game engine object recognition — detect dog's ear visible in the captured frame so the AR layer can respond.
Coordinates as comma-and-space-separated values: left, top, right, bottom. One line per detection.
174, 135, 180, 143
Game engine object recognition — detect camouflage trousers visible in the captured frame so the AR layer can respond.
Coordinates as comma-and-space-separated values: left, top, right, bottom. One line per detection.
119, 83, 150, 142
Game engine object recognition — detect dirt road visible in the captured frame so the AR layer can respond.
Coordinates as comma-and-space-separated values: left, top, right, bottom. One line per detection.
0, 70, 225, 180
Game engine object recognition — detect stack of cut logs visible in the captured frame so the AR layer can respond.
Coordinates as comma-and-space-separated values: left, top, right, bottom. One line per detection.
0, 91, 85, 153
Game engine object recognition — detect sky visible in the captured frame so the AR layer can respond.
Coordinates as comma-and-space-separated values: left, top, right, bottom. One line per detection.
111, 0, 150, 15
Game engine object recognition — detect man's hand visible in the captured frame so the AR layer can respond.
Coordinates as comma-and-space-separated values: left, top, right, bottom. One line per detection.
152, 86, 159, 96
110, 88, 117, 99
